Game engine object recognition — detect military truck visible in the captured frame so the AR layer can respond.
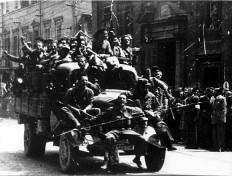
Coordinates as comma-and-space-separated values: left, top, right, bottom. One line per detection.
14, 61, 166, 173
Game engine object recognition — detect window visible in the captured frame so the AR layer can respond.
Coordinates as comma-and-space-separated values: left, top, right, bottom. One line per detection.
54, 16, 63, 40
13, 29, 19, 56
22, 26, 29, 40
28, 32, 33, 43
4, 32, 10, 51
21, 0, 29, 8
15, 1, 19, 9
43, 20, 51, 39
55, 24, 62, 40
45, 28, 50, 40
33, 27, 39, 41
13, 35, 18, 56
6, 2, 9, 13
31, 0, 38, 5
5, 36, 11, 67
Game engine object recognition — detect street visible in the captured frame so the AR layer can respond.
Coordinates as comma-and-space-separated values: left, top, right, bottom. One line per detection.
0, 117, 232, 176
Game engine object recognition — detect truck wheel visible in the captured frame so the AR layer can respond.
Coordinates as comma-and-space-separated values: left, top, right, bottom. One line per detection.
59, 135, 77, 173
145, 143, 166, 172
24, 123, 46, 157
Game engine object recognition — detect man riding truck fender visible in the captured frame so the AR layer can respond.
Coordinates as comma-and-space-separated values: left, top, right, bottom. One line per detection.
60, 75, 100, 128
128, 78, 175, 150
100, 93, 147, 171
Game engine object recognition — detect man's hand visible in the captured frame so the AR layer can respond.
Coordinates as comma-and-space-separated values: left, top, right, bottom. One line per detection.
75, 121, 81, 128
20, 36, 25, 41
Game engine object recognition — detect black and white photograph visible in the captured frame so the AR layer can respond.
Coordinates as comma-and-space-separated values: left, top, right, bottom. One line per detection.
0, 0, 232, 175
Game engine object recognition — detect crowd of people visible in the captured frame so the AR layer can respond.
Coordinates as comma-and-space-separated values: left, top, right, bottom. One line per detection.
170, 86, 232, 152
1, 28, 232, 170
3, 28, 141, 94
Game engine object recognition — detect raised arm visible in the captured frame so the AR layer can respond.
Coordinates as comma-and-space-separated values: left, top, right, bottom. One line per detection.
3, 50, 21, 63
20, 36, 33, 53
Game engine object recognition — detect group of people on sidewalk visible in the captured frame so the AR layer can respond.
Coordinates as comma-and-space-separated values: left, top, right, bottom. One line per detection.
171, 86, 232, 152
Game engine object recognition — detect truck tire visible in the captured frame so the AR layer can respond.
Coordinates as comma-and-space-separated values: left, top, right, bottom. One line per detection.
24, 123, 46, 157
59, 134, 77, 173
145, 143, 166, 172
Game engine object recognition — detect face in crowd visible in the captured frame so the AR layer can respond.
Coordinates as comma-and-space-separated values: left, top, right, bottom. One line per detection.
113, 37, 120, 46
103, 30, 109, 40
78, 56, 87, 69
122, 36, 131, 47
117, 94, 127, 106
77, 75, 88, 88
35, 41, 44, 52
155, 70, 162, 80
51, 42, 57, 53
80, 40, 86, 50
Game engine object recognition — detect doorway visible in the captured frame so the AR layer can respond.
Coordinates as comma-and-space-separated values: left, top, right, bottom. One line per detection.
155, 39, 176, 87
203, 66, 219, 87
197, 58, 221, 88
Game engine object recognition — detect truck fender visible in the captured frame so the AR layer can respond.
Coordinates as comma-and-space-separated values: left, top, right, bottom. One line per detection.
143, 126, 165, 149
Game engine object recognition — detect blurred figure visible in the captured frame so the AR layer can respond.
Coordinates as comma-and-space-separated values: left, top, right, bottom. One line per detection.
185, 88, 200, 149
92, 29, 113, 55
121, 34, 140, 66
198, 87, 215, 149
111, 37, 125, 58
211, 88, 227, 151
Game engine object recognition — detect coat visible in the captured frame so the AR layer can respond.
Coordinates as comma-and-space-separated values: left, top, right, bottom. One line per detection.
211, 95, 227, 124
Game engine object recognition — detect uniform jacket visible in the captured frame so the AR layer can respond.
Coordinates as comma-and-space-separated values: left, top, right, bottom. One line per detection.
102, 105, 142, 131
211, 95, 227, 124
133, 91, 160, 111
64, 86, 94, 110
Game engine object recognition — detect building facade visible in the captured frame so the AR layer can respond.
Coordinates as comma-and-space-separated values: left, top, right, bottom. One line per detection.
92, 1, 232, 89
0, 0, 92, 82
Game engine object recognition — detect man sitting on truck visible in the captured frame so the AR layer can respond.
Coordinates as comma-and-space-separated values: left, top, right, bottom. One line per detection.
100, 93, 147, 171
61, 75, 100, 128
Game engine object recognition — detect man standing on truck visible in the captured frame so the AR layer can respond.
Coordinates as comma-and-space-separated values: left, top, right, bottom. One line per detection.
61, 75, 99, 128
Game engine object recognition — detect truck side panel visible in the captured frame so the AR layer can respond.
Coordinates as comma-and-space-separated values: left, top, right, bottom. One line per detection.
15, 93, 50, 120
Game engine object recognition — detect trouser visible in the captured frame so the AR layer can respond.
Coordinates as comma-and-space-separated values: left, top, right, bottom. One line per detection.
212, 122, 225, 150
105, 129, 146, 156
60, 106, 101, 128
61, 106, 82, 128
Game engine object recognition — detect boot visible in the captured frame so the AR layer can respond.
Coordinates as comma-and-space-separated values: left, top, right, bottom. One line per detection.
101, 152, 110, 170
133, 155, 142, 168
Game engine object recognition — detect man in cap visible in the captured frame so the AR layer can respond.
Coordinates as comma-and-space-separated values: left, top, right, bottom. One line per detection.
128, 78, 175, 150
121, 34, 141, 65
60, 75, 100, 128
112, 37, 126, 59
92, 28, 113, 56
100, 93, 147, 171
21, 36, 45, 69
149, 67, 174, 103
52, 44, 72, 68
